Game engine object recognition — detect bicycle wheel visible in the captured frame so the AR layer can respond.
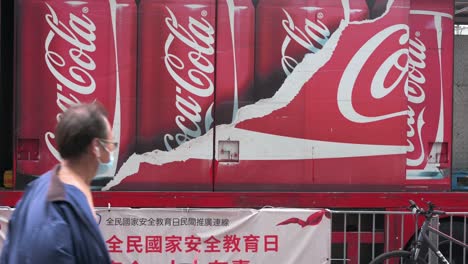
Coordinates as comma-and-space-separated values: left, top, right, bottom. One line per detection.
369, 250, 427, 264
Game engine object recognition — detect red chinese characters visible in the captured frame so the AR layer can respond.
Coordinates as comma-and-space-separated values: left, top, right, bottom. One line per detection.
105, 234, 278, 254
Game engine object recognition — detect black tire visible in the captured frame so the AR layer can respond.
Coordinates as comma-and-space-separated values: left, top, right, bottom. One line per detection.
369, 250, 427, 264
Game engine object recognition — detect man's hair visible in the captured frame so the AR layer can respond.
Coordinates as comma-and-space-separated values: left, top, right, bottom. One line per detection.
55, 102, 108, 160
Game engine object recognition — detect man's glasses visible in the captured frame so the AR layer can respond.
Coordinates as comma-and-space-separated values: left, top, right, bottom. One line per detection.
99, 139, 119, 152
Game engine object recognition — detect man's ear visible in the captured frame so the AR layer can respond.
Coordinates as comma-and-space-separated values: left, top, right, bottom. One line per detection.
91, 138, 101, 157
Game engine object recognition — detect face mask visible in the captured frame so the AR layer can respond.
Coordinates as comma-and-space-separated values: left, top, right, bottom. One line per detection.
97, 153, 114, 175
96, 146, 115, 175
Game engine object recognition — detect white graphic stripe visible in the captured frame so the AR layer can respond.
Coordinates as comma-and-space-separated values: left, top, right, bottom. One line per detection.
342, 0, 350, 22
108, 0, 120, 176
104, 126, 406, 190
217, 128, 407, 160
410, 10, 453, 19
226, 0, 239, 123
435, 15, 444, 143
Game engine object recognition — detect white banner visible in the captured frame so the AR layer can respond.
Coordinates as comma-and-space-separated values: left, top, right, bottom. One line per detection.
0, 207, 331, 263
97, 208, 331, 264
0, 208, 13, 250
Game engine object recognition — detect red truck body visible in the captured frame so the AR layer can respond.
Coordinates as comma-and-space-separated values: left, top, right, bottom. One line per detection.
1, 0, 466, 263
11, 0, 455, 192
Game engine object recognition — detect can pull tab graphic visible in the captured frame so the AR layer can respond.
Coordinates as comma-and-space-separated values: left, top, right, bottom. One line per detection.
218, 140, 240, 162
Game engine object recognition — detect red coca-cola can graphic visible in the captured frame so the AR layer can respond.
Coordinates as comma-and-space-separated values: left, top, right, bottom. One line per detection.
406, 0, 453, 180
215, 0, 255, 125
216, 0, 410, 191
254, 0, 368, 101
137, 0, 216, 153
14, 0, 137, 188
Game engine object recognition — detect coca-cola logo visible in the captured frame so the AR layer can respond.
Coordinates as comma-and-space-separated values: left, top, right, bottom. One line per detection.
281, 9, 330, 75
337, 23, 432, 167
43, 3, 97, 161
163, 6, 215, 151
337, 24, 410, 123
406, 35, 427, 167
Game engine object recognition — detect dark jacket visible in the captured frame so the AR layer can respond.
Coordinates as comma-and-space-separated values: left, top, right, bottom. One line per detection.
0, 166, 111, 264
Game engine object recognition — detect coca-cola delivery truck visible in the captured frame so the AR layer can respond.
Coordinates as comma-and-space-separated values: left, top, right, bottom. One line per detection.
1, 0, 468, 262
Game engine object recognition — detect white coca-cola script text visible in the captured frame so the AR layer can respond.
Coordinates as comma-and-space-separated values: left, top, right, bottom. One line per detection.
281, 9, 330, 76
163, 6, 215, 151
44, 4, 97, 160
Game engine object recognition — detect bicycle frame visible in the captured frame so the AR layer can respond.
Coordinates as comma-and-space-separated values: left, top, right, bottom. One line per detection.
413, 217, 468, 263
